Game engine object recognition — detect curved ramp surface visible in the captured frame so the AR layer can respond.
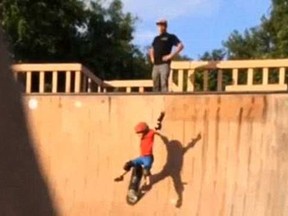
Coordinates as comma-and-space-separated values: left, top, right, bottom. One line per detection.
24, 94, 288, 216
0, 30, 56, 215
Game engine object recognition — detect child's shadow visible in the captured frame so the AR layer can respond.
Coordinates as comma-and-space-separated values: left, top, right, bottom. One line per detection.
141, 133, 201, 208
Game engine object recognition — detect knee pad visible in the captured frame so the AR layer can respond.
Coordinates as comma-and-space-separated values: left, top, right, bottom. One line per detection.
123, 161, 134, 172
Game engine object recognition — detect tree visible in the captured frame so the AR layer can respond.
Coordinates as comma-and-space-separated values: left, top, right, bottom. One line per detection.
224, 26, 273, 59
263, 0, 288, 57
196, 49, 228, 91
199, 49, 226, 61
0, 0, 151, 80
196, 0, 288, 91
174, 54, 192, 61
224, 0, 288, 59
0, 0, 86, 62
78, 0, 151, 79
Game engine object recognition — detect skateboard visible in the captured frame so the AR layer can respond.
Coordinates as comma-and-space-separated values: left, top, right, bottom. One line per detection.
126, 164, 143, 205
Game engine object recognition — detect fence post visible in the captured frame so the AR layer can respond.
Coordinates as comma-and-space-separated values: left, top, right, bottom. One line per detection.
65, 71, 71, 93
26, 71, 32, 93
52, 71, 58, 93
39, 71, 45, 93
74, 71, 81, 93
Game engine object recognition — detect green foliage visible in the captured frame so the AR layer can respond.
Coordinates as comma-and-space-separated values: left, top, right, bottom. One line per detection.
174, 54, 192, 61
224, 0, 288, 59
200, 0, 288, 91
224, 26, 273, 59
199, 49, 226, 61
1, 0, 86, 61
194, 49, 230, 91
0, 0, 151, 79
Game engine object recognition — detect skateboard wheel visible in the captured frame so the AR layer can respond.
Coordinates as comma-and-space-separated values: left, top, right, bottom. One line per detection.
127, 189, 138, 204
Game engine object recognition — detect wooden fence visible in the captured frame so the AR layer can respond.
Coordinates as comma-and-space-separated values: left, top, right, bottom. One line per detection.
11, 59, 288, 93
12, 64, 104, 93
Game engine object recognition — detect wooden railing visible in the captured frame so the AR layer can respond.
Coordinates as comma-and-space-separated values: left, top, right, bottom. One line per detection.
170, 59, 288, 92
103, 80, 152, 93
12, 59, 288, 94
12, 63, 105, 93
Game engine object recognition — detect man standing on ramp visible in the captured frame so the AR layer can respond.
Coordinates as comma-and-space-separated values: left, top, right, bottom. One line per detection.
149, 19, 184, 92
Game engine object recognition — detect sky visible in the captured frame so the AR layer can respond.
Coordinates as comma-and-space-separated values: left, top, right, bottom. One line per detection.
120, 0, 271, 59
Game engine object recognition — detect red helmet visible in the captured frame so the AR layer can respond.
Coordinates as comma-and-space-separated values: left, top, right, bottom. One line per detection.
134, 122, 149, 133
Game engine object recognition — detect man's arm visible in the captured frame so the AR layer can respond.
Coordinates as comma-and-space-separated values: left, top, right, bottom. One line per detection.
149, 47, 155, 64
162, 42, 184, 61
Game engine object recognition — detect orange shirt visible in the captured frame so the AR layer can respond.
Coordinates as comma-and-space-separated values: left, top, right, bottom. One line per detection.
140, 130, 155, 156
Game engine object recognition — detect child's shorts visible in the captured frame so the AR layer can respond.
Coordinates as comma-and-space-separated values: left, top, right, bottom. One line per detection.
132, 155, 154, 170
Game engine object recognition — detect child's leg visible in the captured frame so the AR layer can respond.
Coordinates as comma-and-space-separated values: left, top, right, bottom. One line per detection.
142, 156, 154, 186
144, 173, 151, 185
124, 157, 142, 172
131, 156, 154, 185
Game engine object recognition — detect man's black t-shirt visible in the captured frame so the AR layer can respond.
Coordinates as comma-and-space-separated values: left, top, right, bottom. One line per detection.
152, 32, 181, 65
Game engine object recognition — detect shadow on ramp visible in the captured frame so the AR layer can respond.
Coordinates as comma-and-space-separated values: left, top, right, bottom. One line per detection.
138, 133, 202, 208
0, 29, 57, 215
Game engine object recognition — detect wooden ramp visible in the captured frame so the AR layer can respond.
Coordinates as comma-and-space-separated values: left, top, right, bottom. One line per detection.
2, 26, 288, 216
22, 93, 288, 216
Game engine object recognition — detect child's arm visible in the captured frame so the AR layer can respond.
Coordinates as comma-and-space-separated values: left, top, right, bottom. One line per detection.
155, 132, 169, 145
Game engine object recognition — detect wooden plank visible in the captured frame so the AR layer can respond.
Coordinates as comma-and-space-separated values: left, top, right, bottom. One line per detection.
225, 84, 287, 92
168, 69, 174, 92
39, 71, 45, 93
232, 69, 238, 86
26, 71, 32, 93
126, 87, 131, 93
247, 68, 253, 86
217, 70, 223, 91
279, 67, 285, 84
74, 71, 81, 93
87, 78, 92, 93
105, 80, 152, 87
52, 71, 58, 93
12, 63, 82, 72
65, 71, 71, 93
170, 61, 191, 69
203, 70, 209, 91
82, 75, 87, 92
263, 68, 269, 85
187, 69, 195, 92
215, 59, 288, 69
178, 69, 184, 92
189, 59, 288, 69
81, 66, 103, 86
97, 86, 101, 93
